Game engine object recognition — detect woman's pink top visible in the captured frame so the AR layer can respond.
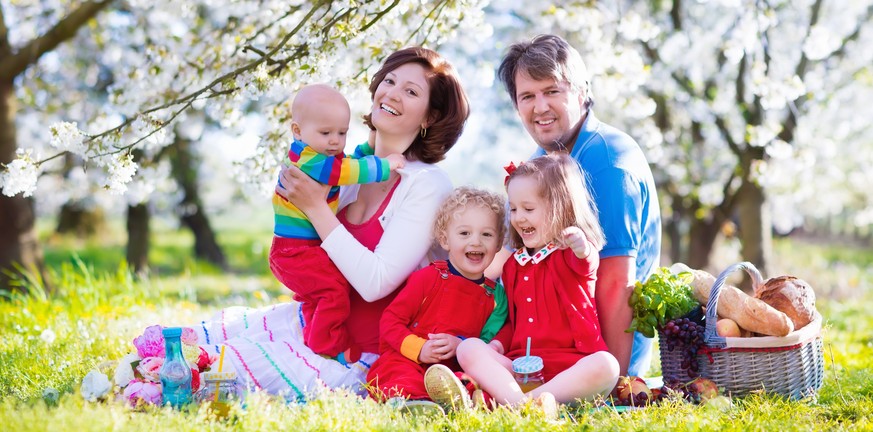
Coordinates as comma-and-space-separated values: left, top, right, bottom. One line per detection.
337, 180, 402, 354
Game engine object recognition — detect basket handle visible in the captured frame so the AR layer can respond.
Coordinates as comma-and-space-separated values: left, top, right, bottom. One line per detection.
703, 262, 764, 348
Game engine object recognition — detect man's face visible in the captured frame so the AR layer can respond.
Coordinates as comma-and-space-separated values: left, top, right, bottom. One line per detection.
513, 72, 586, 152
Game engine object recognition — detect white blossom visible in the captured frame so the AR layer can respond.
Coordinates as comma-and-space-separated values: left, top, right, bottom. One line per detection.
114, 352, 141, 387
40, 329, 57, 344
49, 122, 87, 155
803, 25, 840, 60
748, 123, 781, 147
103, 153, 138, 194
1, 150, 40, 197
81, 370, 113, 402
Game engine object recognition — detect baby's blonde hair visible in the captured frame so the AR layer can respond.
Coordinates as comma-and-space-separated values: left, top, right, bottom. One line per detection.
505, 153, 605, 251
433, 186, 507, 247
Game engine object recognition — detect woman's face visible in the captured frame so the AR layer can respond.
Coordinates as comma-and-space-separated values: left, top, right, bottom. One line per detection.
370, 62, 432, 138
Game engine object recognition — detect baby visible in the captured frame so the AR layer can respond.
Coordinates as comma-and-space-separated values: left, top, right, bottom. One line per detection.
270, 84, 405, 364
366, 186, 507, 411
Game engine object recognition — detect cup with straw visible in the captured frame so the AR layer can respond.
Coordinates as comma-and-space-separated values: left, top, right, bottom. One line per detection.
511, 336, 545, 391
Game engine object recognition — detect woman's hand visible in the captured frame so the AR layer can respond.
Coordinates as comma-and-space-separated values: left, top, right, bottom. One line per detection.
276, 164, 331, 214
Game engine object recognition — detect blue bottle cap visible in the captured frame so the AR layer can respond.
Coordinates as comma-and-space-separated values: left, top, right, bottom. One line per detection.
512, 355, 544, 374
162, 327, 182, 338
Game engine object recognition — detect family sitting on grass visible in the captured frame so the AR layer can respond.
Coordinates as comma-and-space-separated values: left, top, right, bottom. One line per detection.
178, 33, 662, 417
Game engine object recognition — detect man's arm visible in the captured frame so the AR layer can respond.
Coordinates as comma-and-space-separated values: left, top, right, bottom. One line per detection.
596, 255, 636, 376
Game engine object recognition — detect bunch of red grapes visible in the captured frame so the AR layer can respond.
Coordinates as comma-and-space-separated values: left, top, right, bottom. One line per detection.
661, 317, 705, 378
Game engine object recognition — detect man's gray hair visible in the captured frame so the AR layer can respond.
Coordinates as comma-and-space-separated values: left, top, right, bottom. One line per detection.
497, 34, 592, 108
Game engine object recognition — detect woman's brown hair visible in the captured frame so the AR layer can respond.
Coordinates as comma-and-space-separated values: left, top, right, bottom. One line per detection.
363, 47, 470, 163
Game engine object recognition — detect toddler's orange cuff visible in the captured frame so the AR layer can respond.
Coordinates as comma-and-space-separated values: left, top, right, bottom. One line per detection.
400, 334, 427, 363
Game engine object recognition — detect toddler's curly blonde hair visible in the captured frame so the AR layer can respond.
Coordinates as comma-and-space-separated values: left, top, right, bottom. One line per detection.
432, 186, 507, 248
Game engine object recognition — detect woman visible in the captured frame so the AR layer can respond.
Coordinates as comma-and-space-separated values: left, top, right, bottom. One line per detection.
192, 47, 469, 399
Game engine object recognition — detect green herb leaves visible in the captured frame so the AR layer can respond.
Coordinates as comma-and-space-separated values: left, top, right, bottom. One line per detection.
627, 267, 699, 338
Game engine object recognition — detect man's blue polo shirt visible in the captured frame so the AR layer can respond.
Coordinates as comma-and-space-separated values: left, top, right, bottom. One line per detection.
534, 112, 662, 376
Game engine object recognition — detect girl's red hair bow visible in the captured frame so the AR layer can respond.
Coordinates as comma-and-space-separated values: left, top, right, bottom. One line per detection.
504, 161, 521, 185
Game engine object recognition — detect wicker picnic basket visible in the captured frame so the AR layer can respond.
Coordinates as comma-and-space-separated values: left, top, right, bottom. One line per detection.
659, 262, 825, 400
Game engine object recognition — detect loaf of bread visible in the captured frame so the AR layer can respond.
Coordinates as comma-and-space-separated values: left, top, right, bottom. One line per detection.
670, 263, 794, 337
756, 276, 818, 330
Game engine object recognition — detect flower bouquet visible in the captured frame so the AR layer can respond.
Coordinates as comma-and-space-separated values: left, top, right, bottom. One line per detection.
81, 325, 217, 407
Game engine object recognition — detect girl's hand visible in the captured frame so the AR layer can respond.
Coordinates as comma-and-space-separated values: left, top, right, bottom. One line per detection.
562, 226, 592, 259
487, 339, 505, 355
276, 164, 330, 215
427, 333, 462, 360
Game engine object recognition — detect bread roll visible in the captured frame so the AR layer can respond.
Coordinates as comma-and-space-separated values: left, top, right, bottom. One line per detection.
756, 276, 818, 330
670, 263, 794, 337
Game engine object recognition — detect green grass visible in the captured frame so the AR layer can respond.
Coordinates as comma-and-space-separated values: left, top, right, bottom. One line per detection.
1, 230, 872, 431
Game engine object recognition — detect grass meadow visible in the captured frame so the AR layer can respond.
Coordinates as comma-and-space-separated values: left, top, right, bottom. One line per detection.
1, 225, 872, 431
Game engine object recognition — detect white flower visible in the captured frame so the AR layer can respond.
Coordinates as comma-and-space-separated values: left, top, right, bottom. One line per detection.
748, 123, 781, 147
49, 122, 87, 155
114, 352, 141, 387
40, 329, 56, 344
803, 25, 839, 61
1, 149, 39, 197
81, 370, 112, 402
132, 116, 168, 148
103, 153, 138, 194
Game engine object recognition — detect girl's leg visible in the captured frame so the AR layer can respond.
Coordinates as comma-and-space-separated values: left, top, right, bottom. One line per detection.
456, 338, 524, 405
528, 351, 619, 404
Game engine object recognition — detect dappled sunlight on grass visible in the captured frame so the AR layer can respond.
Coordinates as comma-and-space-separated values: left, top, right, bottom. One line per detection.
1, 233, 871, 430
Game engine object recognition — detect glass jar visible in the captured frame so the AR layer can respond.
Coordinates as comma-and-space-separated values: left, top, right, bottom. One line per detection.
159, 327, 192, 407
512, 355, 545, 393
194, 371, 245, 417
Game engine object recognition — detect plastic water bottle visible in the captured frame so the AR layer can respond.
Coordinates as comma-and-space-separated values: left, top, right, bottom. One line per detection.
159, 327, 192, 407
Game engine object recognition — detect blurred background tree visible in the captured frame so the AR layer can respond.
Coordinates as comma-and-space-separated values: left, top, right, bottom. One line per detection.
2, 0, 872, 292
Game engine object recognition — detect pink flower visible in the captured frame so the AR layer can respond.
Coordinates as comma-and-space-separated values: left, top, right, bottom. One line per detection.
136, 357, 164, 382
181, 327, 198, 346
196, 347, 212, 371
133, 325, 164, 358
123, 379, 162, 407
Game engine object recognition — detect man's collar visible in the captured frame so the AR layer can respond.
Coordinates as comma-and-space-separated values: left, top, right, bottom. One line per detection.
513, 242, 559, 266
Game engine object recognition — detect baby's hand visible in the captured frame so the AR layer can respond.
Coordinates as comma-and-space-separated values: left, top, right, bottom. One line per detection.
386, 153, 406, 171
562, 226, 592, 259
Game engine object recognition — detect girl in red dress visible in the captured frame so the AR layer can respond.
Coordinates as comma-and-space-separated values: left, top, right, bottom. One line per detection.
367, 187, 508, 406
449, 154, 620, 407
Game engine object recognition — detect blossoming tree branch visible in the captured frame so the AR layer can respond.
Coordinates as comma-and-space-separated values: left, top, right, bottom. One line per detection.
0, 0, 486, 290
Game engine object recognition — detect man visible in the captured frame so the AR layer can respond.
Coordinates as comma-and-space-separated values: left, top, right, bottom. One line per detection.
490, 34, 662, 377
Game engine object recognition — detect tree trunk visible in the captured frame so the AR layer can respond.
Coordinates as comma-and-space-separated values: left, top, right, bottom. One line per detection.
736, 178, 772, 277
665, 192, 685, 264
170, 133, 227, 269
126, 203, 150, 274
687, 215, 722, 271
55, 153, 106, 237
56, 203, 107, 237
0, 80, 48, 292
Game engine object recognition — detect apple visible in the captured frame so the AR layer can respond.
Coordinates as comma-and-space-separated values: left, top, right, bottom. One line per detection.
612, 376, 651, 403
716, 318, 742, 338
688, 377, 719, 401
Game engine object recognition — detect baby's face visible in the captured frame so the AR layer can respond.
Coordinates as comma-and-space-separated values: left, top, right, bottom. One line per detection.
439, 204, 501, 280
294, 102, 350, 156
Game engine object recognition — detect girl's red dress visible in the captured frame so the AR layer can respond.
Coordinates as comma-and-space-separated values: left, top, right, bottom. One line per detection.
495, 244, 609, 380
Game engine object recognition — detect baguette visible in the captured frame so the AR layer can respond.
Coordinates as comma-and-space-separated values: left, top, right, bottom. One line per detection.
670, 263, 794, 337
